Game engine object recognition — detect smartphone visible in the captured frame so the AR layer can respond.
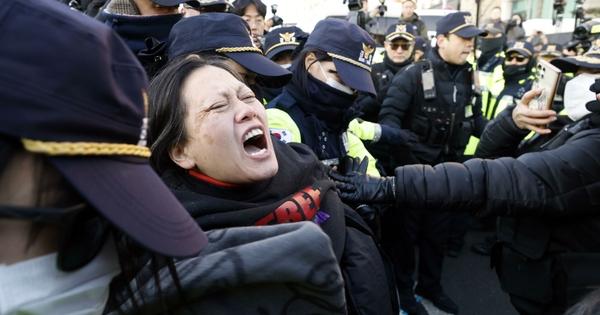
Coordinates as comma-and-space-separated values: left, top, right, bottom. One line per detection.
530, 59, 562, 111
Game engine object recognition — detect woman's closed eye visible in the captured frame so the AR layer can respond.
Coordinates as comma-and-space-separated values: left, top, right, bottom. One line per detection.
242, 94, 256, 102
206, 102, 228, 112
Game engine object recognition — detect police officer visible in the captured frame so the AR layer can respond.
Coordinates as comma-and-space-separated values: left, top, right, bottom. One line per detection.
539, 43, 564, 62
358, 23, 417, 122
488, 41, 536, 119
266, 18, 381, 176
414, 36, 431, 62
477, 24, 506, 116
263, 26, 309, 67
378, 12, 487, 315
167, 13, 292, 103
463, 24, 506, 156
261, 26, 310, 101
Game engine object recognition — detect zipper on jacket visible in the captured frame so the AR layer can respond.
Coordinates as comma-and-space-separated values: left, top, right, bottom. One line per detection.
445, 112, 456, 154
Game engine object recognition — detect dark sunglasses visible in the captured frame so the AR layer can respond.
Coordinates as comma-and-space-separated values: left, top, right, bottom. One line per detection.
506, 55, 527, 62
390, 42, 413, 51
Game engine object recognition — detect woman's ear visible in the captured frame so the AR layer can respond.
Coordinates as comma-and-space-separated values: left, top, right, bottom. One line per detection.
169, 145, 195, 170
304, 52, 317, 70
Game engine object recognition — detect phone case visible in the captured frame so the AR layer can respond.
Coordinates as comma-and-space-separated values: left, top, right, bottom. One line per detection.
530, 59, 562, 111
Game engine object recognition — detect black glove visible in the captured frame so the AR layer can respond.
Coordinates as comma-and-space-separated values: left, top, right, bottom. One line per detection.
329, 156, 397, 204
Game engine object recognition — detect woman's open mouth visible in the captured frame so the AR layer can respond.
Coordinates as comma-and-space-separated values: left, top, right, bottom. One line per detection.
243, 127, 268, 157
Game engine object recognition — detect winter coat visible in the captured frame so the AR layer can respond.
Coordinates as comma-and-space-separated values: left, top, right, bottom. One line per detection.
104, 222, 347, 314
379, 49, 486, 164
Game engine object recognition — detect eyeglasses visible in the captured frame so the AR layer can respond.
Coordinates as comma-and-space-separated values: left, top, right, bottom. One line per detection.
390, 42, 413, 51
506, 55, 527, 62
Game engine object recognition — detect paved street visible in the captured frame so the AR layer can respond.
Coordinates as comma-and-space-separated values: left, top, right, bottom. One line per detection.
405, 230, 518, 315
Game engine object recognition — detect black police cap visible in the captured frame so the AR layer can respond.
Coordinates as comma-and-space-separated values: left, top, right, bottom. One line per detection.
305, 18, 378, 95
168, 13, 291, 80
436, 12, 486, 38
263, 26, 309, 60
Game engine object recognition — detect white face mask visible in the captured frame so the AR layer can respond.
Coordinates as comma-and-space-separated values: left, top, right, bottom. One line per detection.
317, 62, 354, 95
564, 73, 600, 121
0, 240, 120, 315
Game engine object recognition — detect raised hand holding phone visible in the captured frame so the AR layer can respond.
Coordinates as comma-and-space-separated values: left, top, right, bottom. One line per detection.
512, 88, 557, 134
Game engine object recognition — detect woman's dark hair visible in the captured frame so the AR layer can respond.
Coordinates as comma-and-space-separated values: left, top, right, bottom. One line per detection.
232, 0, 266, 18
147, 54, 244, 174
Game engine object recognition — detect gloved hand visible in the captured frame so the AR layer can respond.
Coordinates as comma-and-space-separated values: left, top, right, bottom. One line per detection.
329, 156, 397, 204
347, 118, 379, 141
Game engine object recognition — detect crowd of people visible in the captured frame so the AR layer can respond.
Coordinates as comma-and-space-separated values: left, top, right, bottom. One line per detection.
2, 0, 600, 314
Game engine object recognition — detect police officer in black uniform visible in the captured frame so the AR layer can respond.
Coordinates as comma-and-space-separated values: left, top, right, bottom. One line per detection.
261, 26, 310, 101
378, 12, 488, 315
358, 23, 417, 123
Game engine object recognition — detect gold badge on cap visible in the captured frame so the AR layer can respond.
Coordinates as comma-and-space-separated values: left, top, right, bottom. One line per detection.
463, 14, 473, 25
548, 45, 556, 52
514, 41, 525, 49
279, 32, 296, 43
396, 24, 407, 33
359, 43, 375, 65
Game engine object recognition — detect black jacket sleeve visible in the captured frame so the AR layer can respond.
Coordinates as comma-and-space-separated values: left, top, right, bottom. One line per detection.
393, 129, 600, 217
378, 65, 418, 129
475, 105, 529, 158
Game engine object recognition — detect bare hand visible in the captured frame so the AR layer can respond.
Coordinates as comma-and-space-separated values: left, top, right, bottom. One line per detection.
512, 88, 557, 135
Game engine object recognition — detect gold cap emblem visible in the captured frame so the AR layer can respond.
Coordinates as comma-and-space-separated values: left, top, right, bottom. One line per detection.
279, 32, 296, 43
514, 41, 525, 49
463, 14, 473, 25
396, 24, 407, 33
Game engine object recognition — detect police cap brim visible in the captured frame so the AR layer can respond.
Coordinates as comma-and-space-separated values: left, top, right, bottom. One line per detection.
224, 51, 292, 86
333, 59, 377, 96
453, 26, 487, 38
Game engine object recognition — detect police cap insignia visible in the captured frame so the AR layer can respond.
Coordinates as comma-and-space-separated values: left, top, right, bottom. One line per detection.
396, 24, 407, 33
279, 32, 296, 43
514, 41, 525, 49
464, 15, 473, 25
362, 43, 375, 60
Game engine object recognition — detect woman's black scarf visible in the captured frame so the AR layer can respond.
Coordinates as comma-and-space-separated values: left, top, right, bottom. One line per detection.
161, 138, 346, 259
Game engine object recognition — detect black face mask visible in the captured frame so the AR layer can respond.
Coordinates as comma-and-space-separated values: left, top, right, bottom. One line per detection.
305, 72, 357, 107
479, 36, 505, 54
289, 71, 358, 131
503, 64, 529, 78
